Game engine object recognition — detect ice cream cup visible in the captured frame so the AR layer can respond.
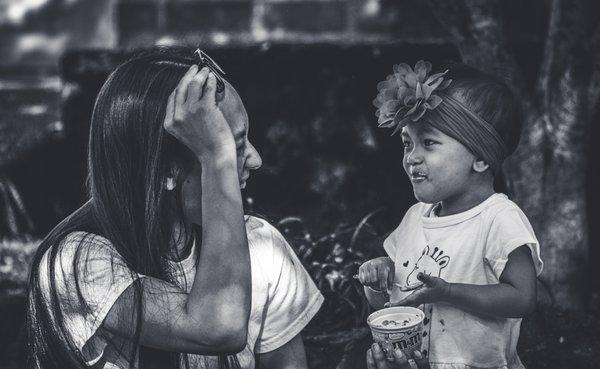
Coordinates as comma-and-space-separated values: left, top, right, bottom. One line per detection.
366, 306, 425, 357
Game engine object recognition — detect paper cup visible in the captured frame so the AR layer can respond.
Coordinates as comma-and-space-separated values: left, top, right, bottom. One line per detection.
367, 307, 424, 356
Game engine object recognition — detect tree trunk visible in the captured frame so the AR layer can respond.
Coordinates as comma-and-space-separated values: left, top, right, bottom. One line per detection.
426, 0, 600, 309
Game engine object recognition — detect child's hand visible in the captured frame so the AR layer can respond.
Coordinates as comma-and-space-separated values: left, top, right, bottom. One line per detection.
358, 257, 395, 292
386, 273, 449, 307
366, 343, 430, 369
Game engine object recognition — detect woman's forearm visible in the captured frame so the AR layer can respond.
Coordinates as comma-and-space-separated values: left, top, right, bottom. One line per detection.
187, 155, 251, 342
443, 282, 534, 318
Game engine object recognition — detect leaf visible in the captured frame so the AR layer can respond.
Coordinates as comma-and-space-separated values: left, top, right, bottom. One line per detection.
438, 79, 453, 90
412, 106, 428, 121
416, 82, 424, 99
426, 76, 444, 91
421, 81, 434, 99
405, 100, 422, 116
425, 70, 449, 85
428, 95, 443, 109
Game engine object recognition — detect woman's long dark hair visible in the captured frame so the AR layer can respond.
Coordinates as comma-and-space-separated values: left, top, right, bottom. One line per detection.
26, 46, 240, 369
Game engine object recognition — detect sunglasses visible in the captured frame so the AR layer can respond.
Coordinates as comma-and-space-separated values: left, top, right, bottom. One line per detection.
194, 48, 226, 93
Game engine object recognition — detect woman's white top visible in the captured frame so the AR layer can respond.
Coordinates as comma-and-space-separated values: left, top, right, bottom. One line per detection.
39, 216, 324, 368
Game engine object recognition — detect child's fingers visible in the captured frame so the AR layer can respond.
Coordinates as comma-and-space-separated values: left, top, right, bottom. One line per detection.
368, 267, 378, 287
385, 291, 420, 308
387, 269, 395, 292
378, 266, 390, 292
358, 265, 368, 285
417, 272, 432, 285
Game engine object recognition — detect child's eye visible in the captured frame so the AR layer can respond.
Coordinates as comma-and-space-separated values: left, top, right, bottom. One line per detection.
424, 139, 437, 146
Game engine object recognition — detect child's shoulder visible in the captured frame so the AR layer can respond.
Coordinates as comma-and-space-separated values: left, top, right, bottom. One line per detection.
481, 193, 526, 219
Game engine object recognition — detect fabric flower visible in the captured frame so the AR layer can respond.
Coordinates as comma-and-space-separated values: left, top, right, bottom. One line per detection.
373, 60, 452, 135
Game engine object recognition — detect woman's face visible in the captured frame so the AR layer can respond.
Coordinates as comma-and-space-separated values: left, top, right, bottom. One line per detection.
179, 82, 262, 225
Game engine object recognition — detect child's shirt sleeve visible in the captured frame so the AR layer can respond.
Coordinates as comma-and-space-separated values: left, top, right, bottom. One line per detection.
252, 222, 324, 354
39, 231, 142, 365
484, 206, 544, 278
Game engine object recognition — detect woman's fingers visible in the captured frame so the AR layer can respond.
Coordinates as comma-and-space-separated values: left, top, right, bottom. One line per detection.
202, 72, 218, 105
413, 350, 431, 369
164, 91, 175, 128
366, 348, 377, 369
175, 65, 198, 107
391, 347, 411, 368
186, 67, 209, 103
370, 343, 390, 369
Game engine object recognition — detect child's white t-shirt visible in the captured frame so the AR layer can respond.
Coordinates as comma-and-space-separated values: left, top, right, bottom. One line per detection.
384, 193, 543, 369
38, 216, 324, 368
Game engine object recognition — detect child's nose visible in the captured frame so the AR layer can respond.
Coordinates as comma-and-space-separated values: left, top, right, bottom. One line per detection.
405, 150, 423, 165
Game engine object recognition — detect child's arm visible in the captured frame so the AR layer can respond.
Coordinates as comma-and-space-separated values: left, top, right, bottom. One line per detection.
388, 246, 537, 318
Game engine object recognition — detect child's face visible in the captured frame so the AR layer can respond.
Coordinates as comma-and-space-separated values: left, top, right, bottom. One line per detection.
401, 122, 478, 204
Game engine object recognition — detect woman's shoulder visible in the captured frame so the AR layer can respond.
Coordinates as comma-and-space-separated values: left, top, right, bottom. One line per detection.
245, 216, 293, 260
245, 215, 285, 243
41, 231, 120, 272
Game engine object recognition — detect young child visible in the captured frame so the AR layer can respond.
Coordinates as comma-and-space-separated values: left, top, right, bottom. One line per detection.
358, 61, 543, 369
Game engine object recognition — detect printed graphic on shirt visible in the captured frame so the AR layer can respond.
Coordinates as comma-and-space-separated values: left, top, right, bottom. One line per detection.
405, 245, 450, 287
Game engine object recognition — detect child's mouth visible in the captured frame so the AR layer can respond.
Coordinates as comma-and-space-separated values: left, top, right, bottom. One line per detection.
410, 171, 428, 183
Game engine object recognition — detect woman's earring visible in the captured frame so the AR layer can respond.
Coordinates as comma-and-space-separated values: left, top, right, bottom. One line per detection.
166, 177, 176, 191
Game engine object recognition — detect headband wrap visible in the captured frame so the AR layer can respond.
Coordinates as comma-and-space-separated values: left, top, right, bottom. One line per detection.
373, 60, 507, 174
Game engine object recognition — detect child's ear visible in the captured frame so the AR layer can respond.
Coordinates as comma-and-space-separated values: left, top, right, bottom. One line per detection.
472, 159, 490, 173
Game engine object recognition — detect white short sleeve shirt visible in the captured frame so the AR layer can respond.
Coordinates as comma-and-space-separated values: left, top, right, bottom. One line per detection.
38, 216, 324, 368
383, 194, 543, 369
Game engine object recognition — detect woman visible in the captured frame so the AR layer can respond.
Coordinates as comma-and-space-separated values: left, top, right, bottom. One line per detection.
26, 46, 323, 369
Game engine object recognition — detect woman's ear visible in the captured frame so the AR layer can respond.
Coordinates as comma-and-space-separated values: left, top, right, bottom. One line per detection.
165, 163, 182, 191
166, 177, 176, 191
473, 159, 490, 173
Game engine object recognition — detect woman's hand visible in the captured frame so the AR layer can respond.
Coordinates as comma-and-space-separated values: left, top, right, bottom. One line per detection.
164, 65, 235, 162
359, 257, 395, 292
366, 343, 430, 369
386, 273, 449, 307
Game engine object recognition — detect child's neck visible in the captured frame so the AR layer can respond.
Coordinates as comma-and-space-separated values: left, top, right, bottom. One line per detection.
437, 185, 495, 217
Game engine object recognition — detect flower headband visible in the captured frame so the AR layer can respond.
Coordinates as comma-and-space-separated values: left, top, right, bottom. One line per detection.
373, 60, 509, 174
373, 60, 452, 135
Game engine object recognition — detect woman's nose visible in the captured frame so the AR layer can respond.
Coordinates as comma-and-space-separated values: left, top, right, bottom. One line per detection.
245, 143, 262, 170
